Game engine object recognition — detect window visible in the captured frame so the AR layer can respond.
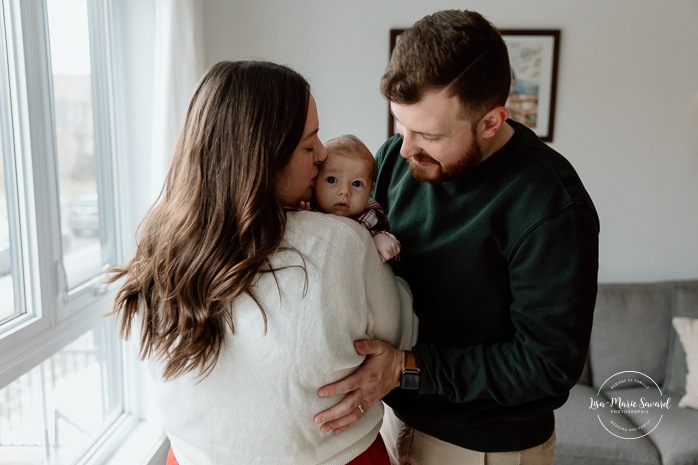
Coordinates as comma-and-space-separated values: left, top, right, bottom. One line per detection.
0, 1, 132, 463
46, 0, 117, 292
0, 322, 122, 464
0, 1, 22, 328
1, 122, 15, 323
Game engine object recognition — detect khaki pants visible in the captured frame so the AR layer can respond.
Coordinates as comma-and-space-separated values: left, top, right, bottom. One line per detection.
380, 406, 556, 465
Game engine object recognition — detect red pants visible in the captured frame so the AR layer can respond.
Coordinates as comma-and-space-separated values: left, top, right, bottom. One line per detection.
166, 434, 390, 465
348, 434, 391, 465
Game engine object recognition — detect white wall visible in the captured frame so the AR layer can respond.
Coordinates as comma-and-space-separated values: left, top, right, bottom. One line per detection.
202, 0, 698, 283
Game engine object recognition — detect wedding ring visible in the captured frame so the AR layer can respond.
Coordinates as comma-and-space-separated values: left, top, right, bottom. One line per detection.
357, 403, 365, 414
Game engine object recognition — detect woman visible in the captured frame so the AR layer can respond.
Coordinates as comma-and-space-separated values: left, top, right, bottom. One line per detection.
109, 60, 417, 465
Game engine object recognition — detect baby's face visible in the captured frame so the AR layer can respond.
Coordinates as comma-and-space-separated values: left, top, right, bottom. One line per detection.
315, 156, 373, 217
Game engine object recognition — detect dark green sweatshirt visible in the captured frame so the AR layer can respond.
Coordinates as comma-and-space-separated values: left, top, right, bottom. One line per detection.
375, 120, 599, 452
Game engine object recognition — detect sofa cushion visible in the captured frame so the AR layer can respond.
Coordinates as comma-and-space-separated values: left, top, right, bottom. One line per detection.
672, 317, 698, 409
589, 282, 673, 389
554, 384, 661, 465
663, 285, 698, 395
618, 387, 698, 465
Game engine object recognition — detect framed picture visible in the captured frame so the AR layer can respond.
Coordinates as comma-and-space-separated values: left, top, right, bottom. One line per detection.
387, 28, 560, 142
500, 29, 560, 142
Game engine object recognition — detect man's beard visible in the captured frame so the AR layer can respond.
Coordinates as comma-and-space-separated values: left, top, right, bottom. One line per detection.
407, 139, 484, 184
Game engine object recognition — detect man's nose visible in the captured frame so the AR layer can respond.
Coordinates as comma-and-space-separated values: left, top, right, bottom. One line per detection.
400, 131, 419, 158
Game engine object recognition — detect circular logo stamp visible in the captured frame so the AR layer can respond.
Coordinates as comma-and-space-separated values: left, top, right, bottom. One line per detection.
589, 371, 672, 439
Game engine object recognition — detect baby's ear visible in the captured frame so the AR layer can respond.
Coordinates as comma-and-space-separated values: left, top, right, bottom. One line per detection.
371, 181, 376, 190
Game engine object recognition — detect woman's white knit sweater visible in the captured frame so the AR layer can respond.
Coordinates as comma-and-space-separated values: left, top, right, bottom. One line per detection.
145, 211, 418, 465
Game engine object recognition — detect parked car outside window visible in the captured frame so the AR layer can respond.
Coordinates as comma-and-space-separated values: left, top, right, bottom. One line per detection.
68, 193, 99, 237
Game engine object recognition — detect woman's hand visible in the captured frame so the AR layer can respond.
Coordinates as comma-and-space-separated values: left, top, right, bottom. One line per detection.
298, 200, 313, 211
313, 339, 404, 433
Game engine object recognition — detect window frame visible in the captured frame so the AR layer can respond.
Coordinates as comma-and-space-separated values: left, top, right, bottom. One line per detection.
0, 0, 27, 326
0, 0, 122, 382
1, 0, 167, 463
0, 0, 59, 379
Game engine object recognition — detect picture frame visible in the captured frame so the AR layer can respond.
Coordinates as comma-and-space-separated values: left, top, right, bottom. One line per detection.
499, 29, 560, 142
387, 28, 560, 142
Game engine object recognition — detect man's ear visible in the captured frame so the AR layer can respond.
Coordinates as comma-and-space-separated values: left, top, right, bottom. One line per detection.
478, 106, 510, 139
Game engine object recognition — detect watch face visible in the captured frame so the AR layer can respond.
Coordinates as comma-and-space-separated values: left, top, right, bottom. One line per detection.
400, 371, 420, 390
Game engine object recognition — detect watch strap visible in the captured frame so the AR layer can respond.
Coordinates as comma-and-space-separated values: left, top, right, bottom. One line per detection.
400, 350, 421, 390
404, 350, 419, 371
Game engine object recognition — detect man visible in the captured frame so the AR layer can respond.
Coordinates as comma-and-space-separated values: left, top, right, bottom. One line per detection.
314, 10, 599, 464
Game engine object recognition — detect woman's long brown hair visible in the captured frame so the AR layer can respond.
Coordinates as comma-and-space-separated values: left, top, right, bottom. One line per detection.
108, 61, 310, 380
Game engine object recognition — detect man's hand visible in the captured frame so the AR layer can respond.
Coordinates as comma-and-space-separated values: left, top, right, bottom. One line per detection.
313, 339, 404, 433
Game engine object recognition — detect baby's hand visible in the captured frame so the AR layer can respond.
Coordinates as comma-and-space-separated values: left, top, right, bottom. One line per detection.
373, 233, 400, 263
298, 201, 313, 211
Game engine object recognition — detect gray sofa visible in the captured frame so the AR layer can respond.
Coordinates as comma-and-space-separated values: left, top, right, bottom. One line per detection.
555, 280, 698, 465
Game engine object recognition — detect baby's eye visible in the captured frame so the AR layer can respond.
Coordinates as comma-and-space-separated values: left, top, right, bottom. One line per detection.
326, 176, 337, 184
351, 180, 364, 188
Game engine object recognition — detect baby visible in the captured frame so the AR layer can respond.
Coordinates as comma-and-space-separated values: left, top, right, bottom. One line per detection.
314, 134, 400, 263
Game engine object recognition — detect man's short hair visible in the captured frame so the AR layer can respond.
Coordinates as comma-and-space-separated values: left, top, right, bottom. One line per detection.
380, 10, 511, 123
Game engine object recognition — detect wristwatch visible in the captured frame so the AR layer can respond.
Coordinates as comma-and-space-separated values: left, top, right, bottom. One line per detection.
400, 350, 421, 390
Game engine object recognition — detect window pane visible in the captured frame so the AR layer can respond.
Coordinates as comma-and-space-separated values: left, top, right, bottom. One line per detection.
0, 48, 21, 326
0, 144, 14, 323
47, 0, 104, 289
0, 323, 123, 464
